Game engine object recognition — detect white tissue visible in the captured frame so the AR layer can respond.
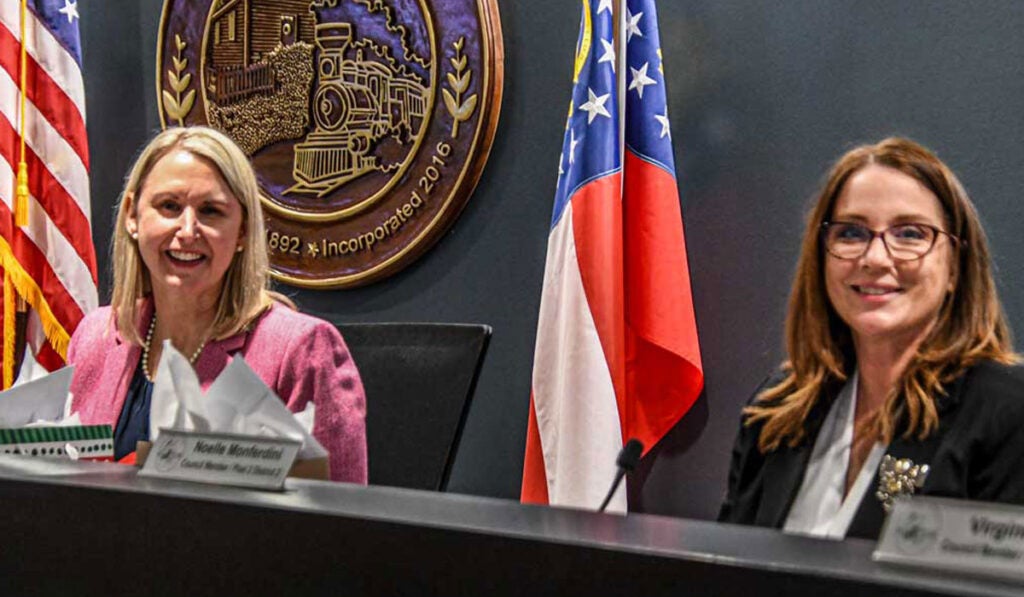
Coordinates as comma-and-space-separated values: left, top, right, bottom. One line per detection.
150, 340, 209, 436
0, 364, 74, 426
206, 357, 327, 459
293, 402, 316, 434
149, 341, 327, 460
13, 348, 47, 386
24, 412, 81, 428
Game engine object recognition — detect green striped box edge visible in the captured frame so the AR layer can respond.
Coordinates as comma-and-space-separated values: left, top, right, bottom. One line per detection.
0, 425, 113, 445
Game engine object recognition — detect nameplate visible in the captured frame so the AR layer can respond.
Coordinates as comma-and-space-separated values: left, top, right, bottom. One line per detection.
874, 495, 1024, 581
138, 429, 300, 491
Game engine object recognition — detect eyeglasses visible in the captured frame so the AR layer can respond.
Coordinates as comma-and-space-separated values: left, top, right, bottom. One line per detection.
821, 221, 960, 261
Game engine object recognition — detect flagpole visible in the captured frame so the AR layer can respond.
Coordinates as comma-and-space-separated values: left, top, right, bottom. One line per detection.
3, 0, 33, 387
616, 0, 626, 180
15, 0, 28, 227
3, 0, 30, 389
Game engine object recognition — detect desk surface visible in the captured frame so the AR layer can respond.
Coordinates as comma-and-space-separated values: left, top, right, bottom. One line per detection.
0, 455, 1019, 596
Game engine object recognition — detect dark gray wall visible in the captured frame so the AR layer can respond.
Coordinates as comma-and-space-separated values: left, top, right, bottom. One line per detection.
80, 1, 1024, 520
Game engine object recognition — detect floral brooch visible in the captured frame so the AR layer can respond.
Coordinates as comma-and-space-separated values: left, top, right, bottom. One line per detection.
876, 455, 930, 512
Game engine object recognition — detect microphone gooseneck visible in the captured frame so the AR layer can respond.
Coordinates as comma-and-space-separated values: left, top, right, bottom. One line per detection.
597, 438, 644, 513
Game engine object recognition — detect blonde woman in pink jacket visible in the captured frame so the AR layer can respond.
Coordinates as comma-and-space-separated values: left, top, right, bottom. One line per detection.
67, 127, 367, 483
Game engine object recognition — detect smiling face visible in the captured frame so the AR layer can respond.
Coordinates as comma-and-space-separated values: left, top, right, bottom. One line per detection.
126, 149, 245, 309
824, 164, 955, 349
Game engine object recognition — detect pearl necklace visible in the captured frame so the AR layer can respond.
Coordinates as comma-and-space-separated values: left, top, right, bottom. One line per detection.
141, 315, 208, 382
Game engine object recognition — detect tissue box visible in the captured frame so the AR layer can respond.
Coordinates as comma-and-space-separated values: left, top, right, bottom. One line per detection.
0, 425, 113, 460
287, 456, 329, 480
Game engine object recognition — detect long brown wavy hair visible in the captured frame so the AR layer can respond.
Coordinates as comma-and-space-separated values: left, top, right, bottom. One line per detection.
745, 137, 1017, 452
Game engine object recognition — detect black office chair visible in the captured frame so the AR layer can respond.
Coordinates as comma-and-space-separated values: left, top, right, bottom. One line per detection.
336, 323, 492, 491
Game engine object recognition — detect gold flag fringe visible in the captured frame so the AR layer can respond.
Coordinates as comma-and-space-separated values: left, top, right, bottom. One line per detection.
3, 270, 14, 389
0, 237, 71, 366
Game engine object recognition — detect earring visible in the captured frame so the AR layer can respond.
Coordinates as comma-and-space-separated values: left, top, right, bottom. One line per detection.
130, 231, 138, 240
236, 246, 244, 253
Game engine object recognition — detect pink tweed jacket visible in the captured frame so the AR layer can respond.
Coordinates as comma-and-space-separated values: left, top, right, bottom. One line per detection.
67, 301, 367, 484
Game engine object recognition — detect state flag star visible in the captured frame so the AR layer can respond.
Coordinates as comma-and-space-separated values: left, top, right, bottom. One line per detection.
629, 62, 656, 99
654, 108, 671, 139
568, 129, 579, 165
579, 88, 611, 124
626, 8, 644, 43
58, 0, 79, 23
598, 38, 615, 72
597, 0, 613, 15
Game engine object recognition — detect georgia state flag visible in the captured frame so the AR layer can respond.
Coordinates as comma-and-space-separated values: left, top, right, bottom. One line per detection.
522, 0, 703, 513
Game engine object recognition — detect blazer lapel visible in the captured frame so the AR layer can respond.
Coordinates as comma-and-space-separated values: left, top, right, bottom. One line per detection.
77, 313, 142, 426
846, 432, 945, 538
846, 374, 964, 538
193, 330, 248, 390
757, 391, 836, 528
759, 442, 814, 527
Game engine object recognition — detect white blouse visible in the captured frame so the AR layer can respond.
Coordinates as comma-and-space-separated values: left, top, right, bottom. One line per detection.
782, 372, 887, 540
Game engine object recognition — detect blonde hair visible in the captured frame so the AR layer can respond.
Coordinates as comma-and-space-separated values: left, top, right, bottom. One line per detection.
746, 137, 1017, 452
111, 126, 275, 345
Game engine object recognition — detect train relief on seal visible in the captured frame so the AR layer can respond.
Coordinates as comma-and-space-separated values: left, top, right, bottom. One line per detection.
158, 0, 503, 287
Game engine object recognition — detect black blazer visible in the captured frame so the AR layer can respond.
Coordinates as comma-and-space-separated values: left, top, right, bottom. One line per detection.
718, 360, 1024, 540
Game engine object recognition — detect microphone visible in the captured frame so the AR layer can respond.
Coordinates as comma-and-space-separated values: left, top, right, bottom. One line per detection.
597, 438, 644, 513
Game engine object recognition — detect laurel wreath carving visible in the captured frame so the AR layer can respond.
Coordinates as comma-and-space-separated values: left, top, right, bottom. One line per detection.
442, 37, 477, 139
162, 34, 196, 126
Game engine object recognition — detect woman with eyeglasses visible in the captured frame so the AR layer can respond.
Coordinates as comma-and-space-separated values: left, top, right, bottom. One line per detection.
718, 138, 1024, 540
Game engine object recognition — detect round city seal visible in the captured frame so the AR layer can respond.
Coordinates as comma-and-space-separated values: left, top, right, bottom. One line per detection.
157, 0, 503, 287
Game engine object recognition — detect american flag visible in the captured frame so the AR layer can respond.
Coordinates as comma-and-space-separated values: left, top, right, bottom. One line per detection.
522, 0, 703, 513
0, 0, 97, 384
